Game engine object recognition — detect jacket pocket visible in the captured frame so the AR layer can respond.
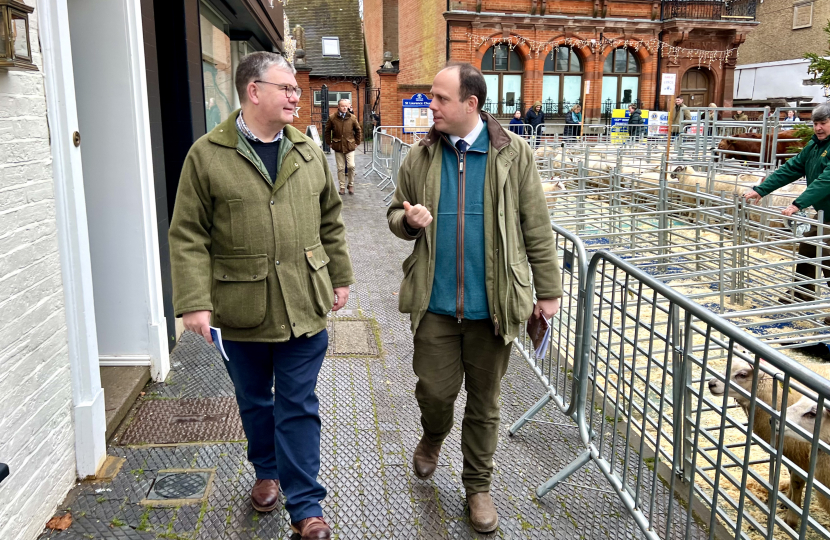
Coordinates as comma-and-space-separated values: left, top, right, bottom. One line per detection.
213, 255, 268, 328
305, 241, 334, 316
508, 258, 533, 325
397, 251, 419, 313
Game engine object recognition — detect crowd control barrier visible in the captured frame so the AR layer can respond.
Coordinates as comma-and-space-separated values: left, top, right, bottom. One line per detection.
512, 248, 830, 540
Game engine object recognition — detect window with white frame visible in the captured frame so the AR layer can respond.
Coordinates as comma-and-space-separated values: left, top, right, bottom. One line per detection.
322, 37, 340, 57
313, 91, 352, 107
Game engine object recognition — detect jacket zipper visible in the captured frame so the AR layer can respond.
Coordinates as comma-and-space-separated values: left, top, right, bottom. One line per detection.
456, 144, 466, 323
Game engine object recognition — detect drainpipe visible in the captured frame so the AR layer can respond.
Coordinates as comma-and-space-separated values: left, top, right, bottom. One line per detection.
446, 0, 451, 62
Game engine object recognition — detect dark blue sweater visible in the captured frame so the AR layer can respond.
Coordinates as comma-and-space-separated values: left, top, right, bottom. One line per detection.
427, 125, 490, 320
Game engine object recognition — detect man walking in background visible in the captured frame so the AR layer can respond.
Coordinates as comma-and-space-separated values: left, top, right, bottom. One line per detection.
169, 51, 354, 539
387, 62, 562, 533
325, 98, 363, 195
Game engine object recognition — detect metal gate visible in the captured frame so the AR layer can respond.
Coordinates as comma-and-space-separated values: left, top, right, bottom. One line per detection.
310, 85, 331, 152
364, 86, 380, 153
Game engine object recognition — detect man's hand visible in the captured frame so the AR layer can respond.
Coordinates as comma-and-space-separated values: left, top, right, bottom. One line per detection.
183, 310, 212, 344
534, 298, 561, 320
402, 201, 433, 229
743, 189, 762, 204
782, 204, 800, 217
333, 286, 350, 311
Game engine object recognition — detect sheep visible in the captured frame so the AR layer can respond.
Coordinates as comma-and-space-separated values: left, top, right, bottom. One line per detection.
782, 395, 830, 520
708, 359, 830, 526
669, 165, 806, 210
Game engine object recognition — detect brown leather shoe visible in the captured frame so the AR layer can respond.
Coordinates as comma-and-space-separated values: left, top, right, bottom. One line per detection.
291, 516, 331, 539
348, 185, 355, 195
251, 479, 280, 512
338, 188, 346, 196
412, 435, 442, 479
467, 492, 499, 533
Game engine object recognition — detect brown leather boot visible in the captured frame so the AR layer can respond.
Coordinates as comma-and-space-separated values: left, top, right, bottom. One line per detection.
251, 479, 280, 512
412, 435, 442, 479
338, 188, 346, 196
291, 516, 331, 539
348, 185, 355, 195
467, 492, 499, 533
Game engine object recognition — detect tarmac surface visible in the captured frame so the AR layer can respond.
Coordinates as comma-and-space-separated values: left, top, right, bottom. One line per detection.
39, 149, 654, 540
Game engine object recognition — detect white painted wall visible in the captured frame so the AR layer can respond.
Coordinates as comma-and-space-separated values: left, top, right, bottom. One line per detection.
735, 58, 827, 103
67, 0, 169, 380
0, 2, 78, 539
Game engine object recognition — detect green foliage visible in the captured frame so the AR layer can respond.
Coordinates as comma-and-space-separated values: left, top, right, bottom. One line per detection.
787, 124, 816, 154
805, 21, 830, 88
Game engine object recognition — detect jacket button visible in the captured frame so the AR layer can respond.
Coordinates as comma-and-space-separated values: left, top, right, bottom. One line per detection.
281, 325, 285, 329
294, 163, 299, 168
252, 274, 257, 279
275, 260, 280, 265
270, 200, 274, 205
223, 274, 228, 279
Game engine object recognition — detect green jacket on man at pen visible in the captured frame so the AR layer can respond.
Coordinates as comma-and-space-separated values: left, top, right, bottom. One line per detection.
754, 134, 830, 217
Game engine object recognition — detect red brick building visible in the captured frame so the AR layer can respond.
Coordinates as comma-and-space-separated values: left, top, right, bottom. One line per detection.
364, 0, 759, 125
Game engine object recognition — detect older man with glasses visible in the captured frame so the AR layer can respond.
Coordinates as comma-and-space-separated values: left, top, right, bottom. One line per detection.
169, 51, 354, 539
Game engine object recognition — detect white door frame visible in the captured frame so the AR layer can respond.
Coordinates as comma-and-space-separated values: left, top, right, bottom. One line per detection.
36, 0, 106, 479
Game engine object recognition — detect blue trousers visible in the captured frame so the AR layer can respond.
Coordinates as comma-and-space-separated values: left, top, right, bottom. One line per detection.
223, 331, 328, 522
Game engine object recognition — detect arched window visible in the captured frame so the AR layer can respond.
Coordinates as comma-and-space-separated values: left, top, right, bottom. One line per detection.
601, 49, 640, 112
480, 45, 524, 116
542, 46, 583, 115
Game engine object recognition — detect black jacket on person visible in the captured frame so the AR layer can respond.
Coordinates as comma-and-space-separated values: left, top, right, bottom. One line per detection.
508, 117, 527, 136
526, 108, 545, 130
628, 109, 644, 136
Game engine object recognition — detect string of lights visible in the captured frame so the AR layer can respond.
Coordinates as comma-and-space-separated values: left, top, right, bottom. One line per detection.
466, 33, 738, 69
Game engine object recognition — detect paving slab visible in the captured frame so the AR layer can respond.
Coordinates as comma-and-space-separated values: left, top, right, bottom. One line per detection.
40, 148, 698, 540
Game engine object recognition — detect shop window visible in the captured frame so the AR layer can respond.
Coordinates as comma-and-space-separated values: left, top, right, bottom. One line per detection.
200, 1, 233, 131
601, 49, 641, 112
542, 46, 584, 115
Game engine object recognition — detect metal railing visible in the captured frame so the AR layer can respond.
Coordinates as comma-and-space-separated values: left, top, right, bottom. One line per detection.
661, 0, 757, 20
513, 248, 830, 539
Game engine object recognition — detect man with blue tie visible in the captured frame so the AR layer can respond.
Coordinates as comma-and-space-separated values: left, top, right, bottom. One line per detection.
387, 62, 563, 534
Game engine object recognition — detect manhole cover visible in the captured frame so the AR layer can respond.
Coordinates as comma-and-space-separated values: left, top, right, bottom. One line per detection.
143, 469, 214, 505
119, 397, 245, 445
326, 319, 380, 357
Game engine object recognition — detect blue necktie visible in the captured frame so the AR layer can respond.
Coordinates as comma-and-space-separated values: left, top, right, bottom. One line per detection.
455, 139, 469, 153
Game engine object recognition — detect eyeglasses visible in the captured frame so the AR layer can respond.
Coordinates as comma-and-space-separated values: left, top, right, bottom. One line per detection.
254, 80, 303, 98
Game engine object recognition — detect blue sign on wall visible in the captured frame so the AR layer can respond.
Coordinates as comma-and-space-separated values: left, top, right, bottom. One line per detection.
402, 93, 433, 134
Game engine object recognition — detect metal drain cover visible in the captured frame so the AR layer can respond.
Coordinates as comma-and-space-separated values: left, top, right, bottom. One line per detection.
326, 319, 380, 356
143, 469, 214, 506
119, 397, 245, 445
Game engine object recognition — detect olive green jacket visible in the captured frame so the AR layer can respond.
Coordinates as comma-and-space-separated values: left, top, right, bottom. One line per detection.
387, 112, 563, 344
169, 111, 355, 342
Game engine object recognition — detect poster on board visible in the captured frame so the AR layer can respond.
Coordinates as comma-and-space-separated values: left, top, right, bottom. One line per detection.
402, 93, 434, 133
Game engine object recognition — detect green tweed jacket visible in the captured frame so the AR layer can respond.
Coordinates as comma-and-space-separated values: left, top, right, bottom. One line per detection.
169, 110, 355, 342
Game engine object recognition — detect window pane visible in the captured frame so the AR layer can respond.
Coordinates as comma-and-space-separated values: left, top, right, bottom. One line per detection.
543, 75, 560, 106
509, 50, 522, 71
601, 75, 618, 107
603, 51, 614, 73
482, 47, 494, 70
628, 52, 639, 73
494, 46, 508, 71
502, 75, 522, 110
620, 77, 638, 105
563, 76, 581, 105
483, 74, 500, 113
543, 50, 554, 72
12, 16, 28, 58
200, 8, 233, 131
322, 38, 340, 56
556, 47, 568, 72
615, 50, 627, 73
569, 51, 582, 72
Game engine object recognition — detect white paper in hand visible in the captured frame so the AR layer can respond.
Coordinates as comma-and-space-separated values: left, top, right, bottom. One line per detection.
209, 326, 230, 361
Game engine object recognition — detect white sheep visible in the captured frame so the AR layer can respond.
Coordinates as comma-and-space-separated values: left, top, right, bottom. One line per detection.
783, 395, 830, 520
708, 358, 830, 527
